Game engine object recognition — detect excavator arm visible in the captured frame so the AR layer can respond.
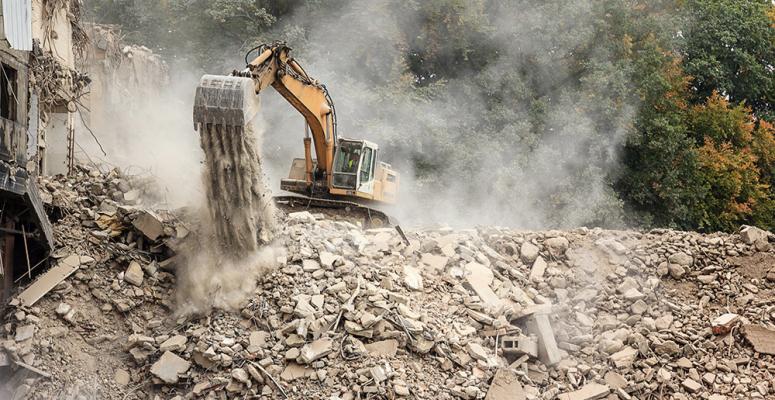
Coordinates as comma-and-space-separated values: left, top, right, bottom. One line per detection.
194, 42, 336, 186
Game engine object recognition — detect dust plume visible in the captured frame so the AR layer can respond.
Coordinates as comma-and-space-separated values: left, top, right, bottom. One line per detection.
258, 0, 634, 229
176, 118, 280, 315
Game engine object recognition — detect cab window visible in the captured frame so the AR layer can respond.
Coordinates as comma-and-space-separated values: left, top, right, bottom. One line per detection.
360, 147, 374, 183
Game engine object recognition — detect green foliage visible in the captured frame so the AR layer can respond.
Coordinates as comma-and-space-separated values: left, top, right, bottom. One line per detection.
683, 0, 775, 120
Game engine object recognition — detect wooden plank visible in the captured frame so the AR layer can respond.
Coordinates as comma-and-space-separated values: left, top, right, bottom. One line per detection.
15, 254, 82, 306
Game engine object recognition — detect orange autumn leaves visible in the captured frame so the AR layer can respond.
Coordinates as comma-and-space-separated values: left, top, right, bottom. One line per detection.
690, 93, 775, 230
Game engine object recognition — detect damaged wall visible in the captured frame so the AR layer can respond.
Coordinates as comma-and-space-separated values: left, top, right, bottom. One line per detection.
82, 24, 169, 140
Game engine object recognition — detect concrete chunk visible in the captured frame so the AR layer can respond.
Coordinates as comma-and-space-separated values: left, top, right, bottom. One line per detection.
159, 335, 187, 352
525, 314, 561, 365
150, 351, 190, 384
558, 383, 610, 400
743, 324, 775, 355
299, 338, 333, 364
124, 261, 144, 286
529, 256, 547, 282
365, 339, 398, 357
132, 211, 164, 241
485, 369, 525, 400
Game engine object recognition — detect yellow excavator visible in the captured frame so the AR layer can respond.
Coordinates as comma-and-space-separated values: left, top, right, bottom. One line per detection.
193, 41, 401, 228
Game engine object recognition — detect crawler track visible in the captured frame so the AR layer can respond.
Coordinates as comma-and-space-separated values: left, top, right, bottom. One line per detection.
274, 195, 409, 244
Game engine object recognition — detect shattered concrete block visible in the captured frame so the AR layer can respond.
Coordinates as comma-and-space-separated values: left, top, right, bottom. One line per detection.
743, 324, 775, 355
501, 335, 538, 358
557, 383, 610, 400
132, 211, 164, 241
299, 338, 333, 364
525, 314, 562, 366
124, 261, 144, 286
150, 351, 190, 384
485, 368, 526, 400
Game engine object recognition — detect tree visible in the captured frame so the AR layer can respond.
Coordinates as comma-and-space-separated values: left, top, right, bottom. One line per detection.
682, 0, 775, 120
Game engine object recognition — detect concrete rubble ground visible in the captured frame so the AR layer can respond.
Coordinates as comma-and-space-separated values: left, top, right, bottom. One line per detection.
1, 164, 775, 399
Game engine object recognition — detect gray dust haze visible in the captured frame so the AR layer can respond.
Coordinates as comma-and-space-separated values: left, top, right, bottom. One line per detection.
258, 0, 632, 229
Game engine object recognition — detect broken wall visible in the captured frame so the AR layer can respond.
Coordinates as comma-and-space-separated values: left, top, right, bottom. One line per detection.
78, 24, 172, 169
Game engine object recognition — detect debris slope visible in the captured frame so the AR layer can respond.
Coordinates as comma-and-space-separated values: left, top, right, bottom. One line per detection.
1, 166, 775, 400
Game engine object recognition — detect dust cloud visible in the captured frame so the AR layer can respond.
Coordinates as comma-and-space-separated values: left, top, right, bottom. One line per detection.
177, 119, 281, 315
258, 0, 633, 229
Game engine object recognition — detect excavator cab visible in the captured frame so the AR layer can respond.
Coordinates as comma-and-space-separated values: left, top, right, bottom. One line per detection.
330, 139, 398, 203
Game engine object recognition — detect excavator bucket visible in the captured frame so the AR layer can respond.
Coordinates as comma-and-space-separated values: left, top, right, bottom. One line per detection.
193, 74, 260, 129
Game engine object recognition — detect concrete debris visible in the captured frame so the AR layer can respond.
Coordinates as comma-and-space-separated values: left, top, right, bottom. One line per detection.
3, 168, 774, 399
485, 369, 525, 400
15, 254, 88, 306
742, 325, 775, 355
150, 351, 191, 384
132, 210, 165, 241
712, 313, 741, 335
557, 383, 610, 400
123, 261, 144, 286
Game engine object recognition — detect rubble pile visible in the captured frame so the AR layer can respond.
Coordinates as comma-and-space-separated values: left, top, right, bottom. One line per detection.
1, 167, 775, 399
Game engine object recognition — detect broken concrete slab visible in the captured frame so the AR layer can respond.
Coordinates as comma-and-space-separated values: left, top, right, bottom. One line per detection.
525, 314, 562, 366
463, 262, 504, 310
557, 383, 610, 400
743, 324, 775, 355
132, 210, 164, 241
299, 338, 333, 364
280, 362, 315, 381
150, 351, 190, 384
610, 346, 638, 368
16, 255, 89, 306
364, 339, 398, 357
485, 369, 525, 400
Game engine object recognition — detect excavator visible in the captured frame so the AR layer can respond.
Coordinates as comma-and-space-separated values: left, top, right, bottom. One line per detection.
193, 41, 402, 229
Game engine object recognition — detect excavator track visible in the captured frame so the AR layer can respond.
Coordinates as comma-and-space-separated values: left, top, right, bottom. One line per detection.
274, 195, 409, 244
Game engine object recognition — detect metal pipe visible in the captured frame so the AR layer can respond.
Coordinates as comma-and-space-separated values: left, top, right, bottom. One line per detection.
248, 48, 273, 67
